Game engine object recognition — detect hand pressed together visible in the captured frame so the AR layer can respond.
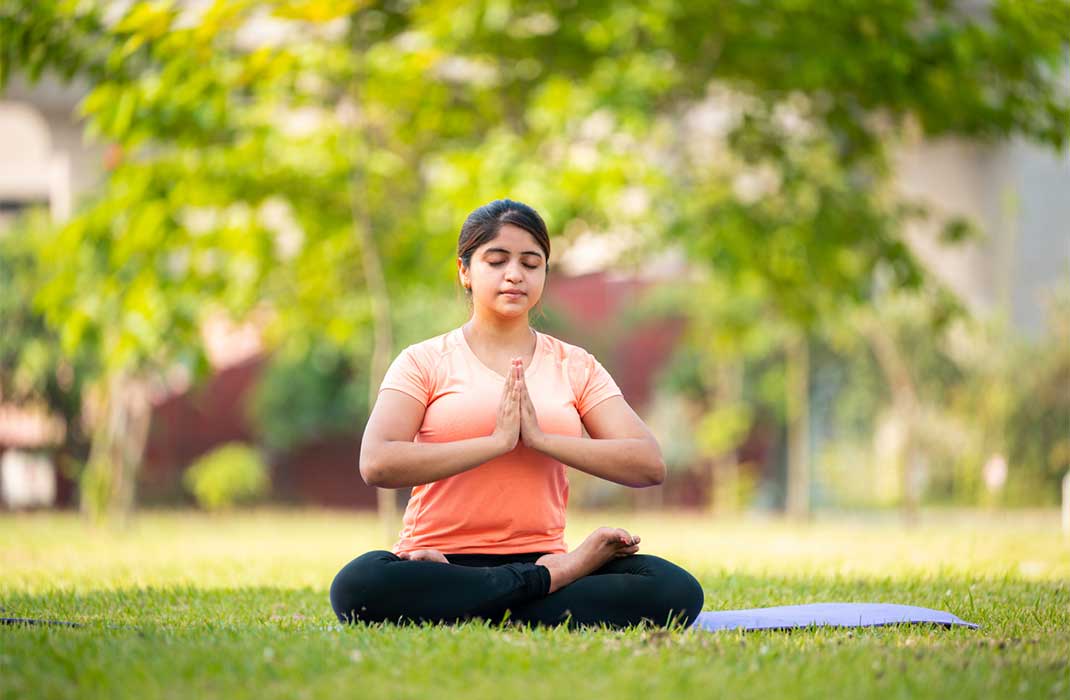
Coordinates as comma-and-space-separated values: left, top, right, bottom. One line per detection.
491, 357, 522, 452
514, 358, 546, 450
491, 356, 546, 454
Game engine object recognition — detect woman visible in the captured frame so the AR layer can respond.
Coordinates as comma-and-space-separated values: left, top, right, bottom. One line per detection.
330, 199, 704, 630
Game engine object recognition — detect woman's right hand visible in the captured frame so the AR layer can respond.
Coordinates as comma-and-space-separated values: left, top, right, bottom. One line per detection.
492, 357, 521, 453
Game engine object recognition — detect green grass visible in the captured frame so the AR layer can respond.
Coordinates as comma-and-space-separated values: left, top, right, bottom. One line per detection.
2, 508, 1068, 699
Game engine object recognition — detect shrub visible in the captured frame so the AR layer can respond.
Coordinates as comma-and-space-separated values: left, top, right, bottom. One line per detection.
246, 341, 368, 454
182, 443, 270, 511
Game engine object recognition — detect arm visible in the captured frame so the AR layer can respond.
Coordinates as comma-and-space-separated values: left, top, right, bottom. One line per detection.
359, 389, 509, 488
524, 392, 666, 488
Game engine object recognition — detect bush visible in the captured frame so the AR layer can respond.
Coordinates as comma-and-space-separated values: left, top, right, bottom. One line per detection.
246, 340, 368, 454
182, 443, 270, 511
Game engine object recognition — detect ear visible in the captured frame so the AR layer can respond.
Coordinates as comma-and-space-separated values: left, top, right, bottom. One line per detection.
457, 258, 469, 287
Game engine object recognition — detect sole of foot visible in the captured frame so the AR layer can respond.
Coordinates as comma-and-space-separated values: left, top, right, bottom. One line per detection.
398, 549, 449, 563
535, 526, 640, 594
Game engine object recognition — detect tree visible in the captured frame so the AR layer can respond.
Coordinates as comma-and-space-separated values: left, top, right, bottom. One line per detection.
0, 210, 98, 489
3, 0, 1068, 527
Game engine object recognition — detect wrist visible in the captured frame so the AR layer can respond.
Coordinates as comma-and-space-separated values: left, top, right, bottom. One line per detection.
529, 429, 549, 452
491, 431, 514, 455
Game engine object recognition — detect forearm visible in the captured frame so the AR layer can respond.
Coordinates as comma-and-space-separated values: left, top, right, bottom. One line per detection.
534, 433, 665, 488
363, 435, 506, 488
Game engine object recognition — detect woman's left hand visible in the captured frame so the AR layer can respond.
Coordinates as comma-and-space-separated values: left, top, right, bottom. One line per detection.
513, 359, 546, 451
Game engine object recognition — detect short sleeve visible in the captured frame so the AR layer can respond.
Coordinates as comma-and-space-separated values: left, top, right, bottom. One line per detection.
575, 351, 623, 417
378, 346, 431, 407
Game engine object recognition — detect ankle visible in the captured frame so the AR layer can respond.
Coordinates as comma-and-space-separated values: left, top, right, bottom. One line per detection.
535, 555, 571, 594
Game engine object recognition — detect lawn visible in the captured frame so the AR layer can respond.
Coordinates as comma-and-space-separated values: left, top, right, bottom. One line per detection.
2, 507, 1068, 699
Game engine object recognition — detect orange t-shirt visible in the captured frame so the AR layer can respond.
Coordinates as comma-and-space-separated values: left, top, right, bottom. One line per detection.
377, 326, 623, 556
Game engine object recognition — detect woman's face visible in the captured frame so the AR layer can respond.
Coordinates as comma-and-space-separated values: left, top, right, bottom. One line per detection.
458, 223, 547, 319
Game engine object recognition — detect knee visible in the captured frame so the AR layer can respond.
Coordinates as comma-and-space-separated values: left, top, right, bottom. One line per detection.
329, 550, 398, 624
644, 556, 705, 628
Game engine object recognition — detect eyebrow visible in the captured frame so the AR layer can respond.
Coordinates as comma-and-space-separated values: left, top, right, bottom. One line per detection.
482, 247, 544, 259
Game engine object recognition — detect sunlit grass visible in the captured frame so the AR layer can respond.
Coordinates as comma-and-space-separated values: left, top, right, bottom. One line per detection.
3, 507, 1066, 590
2, 507, 1068, 699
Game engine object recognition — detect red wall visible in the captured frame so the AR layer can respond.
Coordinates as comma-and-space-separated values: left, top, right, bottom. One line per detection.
543, 271, 687, 411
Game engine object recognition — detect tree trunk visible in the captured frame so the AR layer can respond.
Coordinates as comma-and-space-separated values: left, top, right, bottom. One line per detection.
785, 333, 811, 520
863, 318, 920, 526
353, 183, 398, 543
80, 370, 152, 529
709, 360, 744, 515
349, 82, 399, 546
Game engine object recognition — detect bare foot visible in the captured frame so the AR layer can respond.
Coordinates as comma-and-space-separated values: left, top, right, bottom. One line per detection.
535, 527, 640, 594
398, 548, 449, 564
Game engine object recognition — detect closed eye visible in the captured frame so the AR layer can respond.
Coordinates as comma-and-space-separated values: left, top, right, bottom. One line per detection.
490, 261, 539, 269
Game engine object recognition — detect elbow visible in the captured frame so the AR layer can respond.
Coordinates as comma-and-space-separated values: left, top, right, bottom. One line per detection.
644, 453, 666, 487
359, 453, 383, 488
649, 459, 666, 486
361, 451, 409, 489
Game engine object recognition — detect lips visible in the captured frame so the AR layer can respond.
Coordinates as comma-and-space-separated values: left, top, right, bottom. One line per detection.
501, 290, 526, 296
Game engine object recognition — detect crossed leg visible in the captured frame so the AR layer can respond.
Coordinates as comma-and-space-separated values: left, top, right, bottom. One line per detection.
506, 553, 704, 630
330, 528, 704, 629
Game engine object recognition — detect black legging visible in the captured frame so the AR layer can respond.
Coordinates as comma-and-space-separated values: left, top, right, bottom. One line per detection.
329, 549, 704, 630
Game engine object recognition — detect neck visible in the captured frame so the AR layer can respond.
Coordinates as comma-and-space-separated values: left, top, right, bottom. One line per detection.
464, 313, 534, 347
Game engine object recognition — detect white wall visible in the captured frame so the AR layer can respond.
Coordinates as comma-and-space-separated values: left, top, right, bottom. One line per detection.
894, 135, 1070, 337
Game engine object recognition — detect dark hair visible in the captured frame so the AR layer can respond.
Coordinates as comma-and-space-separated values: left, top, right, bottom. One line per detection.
457, 199, 551, 296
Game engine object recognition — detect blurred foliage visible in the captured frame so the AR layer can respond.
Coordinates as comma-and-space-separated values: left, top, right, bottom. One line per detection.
245, 290, 468, 454
808, 284, 1070, 508
247, 339, 370, 454
0, 209, 97, 481
5, 0, 1066, 372
649, 278, 1070, 508
182, 441, 270, 510
1, 0, 1069, 512
1004, 289, 1070, 499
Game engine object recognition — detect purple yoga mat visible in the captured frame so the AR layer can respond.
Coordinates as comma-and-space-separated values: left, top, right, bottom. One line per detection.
689, 603, 979, 632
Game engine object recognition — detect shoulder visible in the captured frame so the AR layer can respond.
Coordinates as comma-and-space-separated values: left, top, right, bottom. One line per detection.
398, 328, 463, 370
538, 330, 597, 365
537, 330, 612, 389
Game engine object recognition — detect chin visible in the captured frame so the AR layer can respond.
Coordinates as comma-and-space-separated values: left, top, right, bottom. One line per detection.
493, 303, 530, 317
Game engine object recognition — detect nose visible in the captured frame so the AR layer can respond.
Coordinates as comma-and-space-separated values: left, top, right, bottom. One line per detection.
504, 262, 524, 282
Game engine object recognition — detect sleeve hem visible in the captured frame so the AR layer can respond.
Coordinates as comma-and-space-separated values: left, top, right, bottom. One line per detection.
378, 385, 429, 408
578, 391, 623, 418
